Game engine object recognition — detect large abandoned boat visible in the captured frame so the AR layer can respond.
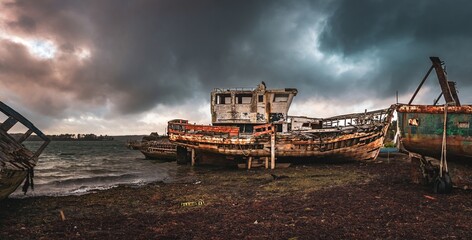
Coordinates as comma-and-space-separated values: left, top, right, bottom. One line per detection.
168, 82, 394, 168
128, 133, 176, 160
398, 57, 472, 160
0, 101, 50, 200
397, 57, 472, 192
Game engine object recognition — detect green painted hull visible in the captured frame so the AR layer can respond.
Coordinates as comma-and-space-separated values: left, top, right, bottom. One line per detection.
397, 105, 472, 161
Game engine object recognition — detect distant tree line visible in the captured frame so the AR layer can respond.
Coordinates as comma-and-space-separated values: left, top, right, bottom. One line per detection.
10, 133, 114, 141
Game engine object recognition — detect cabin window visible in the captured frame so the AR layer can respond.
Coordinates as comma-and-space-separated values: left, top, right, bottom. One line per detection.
408, 118, 419, 126
238, 124, 254, 133
258, 95, 264, 103
274, 93, 289, 102
236, 94, 252, 104
458, 122, 469, 128
216, 94, 231, 104
275, 124, 283, 132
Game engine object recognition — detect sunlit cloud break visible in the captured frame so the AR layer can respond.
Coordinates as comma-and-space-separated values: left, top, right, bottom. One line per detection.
0, 32, 57, 59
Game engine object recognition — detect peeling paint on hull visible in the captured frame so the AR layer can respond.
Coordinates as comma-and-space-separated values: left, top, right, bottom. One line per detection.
169, 83, 394, 167
169, 107, 394, 165
398, 104, 472, 161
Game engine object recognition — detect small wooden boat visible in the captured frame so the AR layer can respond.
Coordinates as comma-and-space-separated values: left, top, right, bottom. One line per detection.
139, 137, 176, 161
126, 140, 141, 150
128, 133, 176, 160
168, 82, 394, 168
397, 57, 472, 193
0, 101, 50, 200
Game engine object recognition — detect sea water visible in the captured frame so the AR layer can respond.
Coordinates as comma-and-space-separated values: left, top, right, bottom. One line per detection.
10, 139, 179, 198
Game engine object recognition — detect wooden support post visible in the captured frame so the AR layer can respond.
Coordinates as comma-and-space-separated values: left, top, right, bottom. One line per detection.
408, 65, 434, 105
265, 157, 269, 169
430, 57, 455, 105
191, 148, 196, 166
270, 134, 276, 169
247, 157, 252, 170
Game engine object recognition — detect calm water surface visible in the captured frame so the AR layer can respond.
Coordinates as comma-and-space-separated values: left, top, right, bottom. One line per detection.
11, 140, 180, 198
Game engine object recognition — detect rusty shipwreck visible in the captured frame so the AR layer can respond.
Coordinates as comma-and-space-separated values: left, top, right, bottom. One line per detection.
128, 133, 176, 160
0, 101, 49, 200
168, 82, 395, 168
397, 57, 472, 193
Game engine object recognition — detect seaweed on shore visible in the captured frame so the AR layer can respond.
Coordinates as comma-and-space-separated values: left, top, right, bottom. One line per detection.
1, 155, 472, 239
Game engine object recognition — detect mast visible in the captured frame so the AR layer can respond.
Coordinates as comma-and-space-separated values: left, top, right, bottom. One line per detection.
408, 57, 461, 106
430, 57, 460, 106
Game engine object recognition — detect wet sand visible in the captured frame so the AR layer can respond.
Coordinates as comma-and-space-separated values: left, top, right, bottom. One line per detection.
1, 155, 472, 239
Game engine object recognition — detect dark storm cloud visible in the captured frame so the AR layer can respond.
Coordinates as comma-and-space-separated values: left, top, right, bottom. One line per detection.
1, 0, 472, 131
318, 0, 472, 102
2, 0, 336, 117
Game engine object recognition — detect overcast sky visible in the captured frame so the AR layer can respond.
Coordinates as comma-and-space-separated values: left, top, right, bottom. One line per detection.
1, 0, 471, 135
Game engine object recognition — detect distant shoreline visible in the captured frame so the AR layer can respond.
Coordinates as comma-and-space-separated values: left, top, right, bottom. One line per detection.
14, 134, 147, 141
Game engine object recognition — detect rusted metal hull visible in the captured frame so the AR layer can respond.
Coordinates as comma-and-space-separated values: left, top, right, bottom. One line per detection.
397, 104, 472, 161
0, 101, 50, 200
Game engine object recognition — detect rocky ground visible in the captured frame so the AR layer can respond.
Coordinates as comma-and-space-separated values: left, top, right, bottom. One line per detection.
1, 154, 471, 239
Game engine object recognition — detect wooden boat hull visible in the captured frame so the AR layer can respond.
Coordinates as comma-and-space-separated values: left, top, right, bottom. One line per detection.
397, 105, 472, 161
0, 101, 50, 199
170, 125, 388, 161
140, 148, 176, 160
169, 106, 394, 166
137, 137, 176, 161
0, 170, 28, 199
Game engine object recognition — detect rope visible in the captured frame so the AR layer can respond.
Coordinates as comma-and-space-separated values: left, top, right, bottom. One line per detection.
238, 141, 250, 157
439, 103, 448, 177
22, 168, 34, 194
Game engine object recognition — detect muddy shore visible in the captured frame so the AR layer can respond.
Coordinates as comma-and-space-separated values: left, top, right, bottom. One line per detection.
1, 155, 471, 239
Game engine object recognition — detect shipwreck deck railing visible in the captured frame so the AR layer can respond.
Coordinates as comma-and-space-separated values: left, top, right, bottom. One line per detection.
167, 120, 277, 139
253, 123, 275, 137
168, 120, 240, 137
213, 87, 256, 93
322, 106, 395, 128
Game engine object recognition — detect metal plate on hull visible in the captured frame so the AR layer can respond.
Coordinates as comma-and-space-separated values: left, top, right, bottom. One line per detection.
398, 105, 472, 161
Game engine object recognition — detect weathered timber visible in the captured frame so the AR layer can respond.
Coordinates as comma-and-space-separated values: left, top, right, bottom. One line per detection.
168, 83, 395, 168
127, 133, 177, 160
430, 56, 457, 105
0, 101, 50, 200
408, 65, 434, 105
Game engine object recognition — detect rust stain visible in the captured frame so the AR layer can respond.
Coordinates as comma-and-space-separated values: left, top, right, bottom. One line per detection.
397, 105, 472, 114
